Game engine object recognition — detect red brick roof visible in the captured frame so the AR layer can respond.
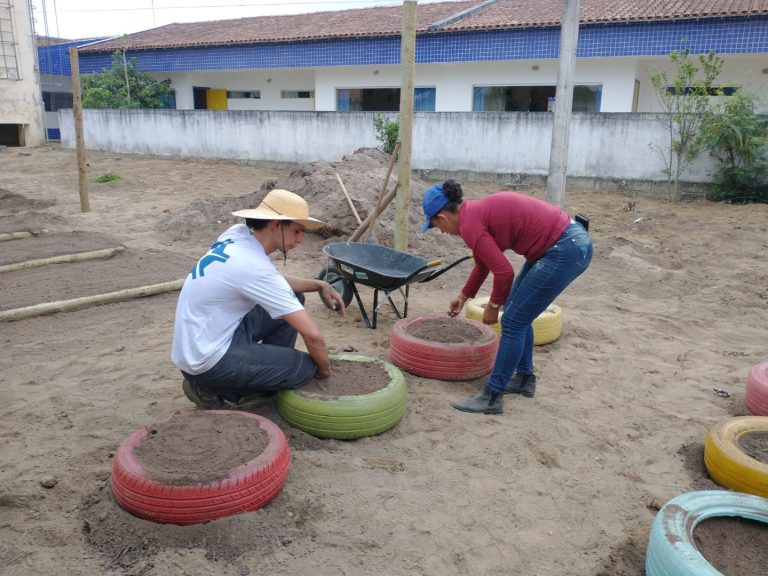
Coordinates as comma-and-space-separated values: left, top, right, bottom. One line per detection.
81, 0, 768, 52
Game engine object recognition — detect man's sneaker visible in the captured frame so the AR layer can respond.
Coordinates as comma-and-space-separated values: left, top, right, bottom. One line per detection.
182, 379, 228, 410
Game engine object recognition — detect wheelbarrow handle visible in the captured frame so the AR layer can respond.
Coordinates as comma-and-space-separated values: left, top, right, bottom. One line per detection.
404, 254, 473, 285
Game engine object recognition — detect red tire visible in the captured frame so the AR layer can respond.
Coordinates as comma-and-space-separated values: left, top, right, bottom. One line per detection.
389, 315, 499, 381
745, 361, 768, 416
111, 411, 290, 525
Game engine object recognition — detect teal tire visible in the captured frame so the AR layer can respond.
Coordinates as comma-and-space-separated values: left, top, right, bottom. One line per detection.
645, 490, 768, 576
277, 354, 407, 440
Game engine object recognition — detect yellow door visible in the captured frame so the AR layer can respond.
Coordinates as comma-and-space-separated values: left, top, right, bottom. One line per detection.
206, 88, 227, 110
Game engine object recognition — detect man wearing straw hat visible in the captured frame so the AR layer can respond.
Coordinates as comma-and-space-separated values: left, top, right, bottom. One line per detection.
172, 188, 345, 409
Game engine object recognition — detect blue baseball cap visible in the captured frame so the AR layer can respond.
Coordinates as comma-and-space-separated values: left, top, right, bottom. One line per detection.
420, 183, 449, 233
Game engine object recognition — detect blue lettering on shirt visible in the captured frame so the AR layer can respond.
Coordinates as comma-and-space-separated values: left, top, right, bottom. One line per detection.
191, 239, 234, 279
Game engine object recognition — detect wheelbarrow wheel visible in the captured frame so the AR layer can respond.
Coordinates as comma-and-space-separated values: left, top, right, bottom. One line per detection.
317, 264, 353, 308
277, 354, 407, 440
389, 315, 499, 381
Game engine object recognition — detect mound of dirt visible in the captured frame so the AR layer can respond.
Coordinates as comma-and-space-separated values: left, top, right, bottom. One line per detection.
158, 148, 440, 248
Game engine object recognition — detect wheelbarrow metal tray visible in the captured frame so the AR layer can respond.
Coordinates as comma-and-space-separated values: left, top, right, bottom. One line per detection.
322, 242, 461, 291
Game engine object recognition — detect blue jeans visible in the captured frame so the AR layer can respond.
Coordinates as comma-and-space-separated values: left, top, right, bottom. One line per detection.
182, 294, 316, 402
485, 223, 593, 394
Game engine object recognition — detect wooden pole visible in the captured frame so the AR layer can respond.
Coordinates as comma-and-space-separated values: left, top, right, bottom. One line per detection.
0, 279, 184, 322
68, 46, 90, 212
0, 247, 124, 274
349, 185, 398, 242
0, 231, 34, 242
394, 0, 417, 252
333, 171, 363, 225
545, 0, 581, 207
364, 141, 400, 242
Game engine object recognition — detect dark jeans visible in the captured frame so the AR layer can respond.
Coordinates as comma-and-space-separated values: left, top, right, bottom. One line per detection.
182, 294, 316, 402
486, 222, 593, 394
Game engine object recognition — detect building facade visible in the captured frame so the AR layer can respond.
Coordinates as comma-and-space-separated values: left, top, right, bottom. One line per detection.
0, 0, 45, 146
71, 1, 768, 116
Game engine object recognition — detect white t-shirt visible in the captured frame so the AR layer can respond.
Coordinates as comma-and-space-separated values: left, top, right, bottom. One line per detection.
171, 223, 303, 375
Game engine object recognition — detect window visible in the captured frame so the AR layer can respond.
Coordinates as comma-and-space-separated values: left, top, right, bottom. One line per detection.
0, 2, 20, 80
281, 90, 314, 99
159, 91, 176, 109
227, 90, 261, 99
42, 92, 74, 112
473, 85, 602, 112
336, 87, 436, 112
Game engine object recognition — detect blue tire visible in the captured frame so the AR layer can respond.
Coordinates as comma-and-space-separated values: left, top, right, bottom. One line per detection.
645, 490, 768, 575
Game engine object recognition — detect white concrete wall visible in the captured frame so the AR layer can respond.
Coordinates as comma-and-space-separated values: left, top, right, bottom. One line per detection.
0, 0, 45, 145
59, 109, 718, 183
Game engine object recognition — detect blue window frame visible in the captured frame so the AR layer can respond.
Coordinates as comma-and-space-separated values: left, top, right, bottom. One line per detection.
336, 87, 436, 111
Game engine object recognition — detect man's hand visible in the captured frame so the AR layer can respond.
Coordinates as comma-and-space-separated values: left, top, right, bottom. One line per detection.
319, 281, 345, 317
315, 366, 331, 379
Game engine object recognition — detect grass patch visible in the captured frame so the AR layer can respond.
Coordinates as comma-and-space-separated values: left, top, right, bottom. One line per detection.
96, 172, 121, 183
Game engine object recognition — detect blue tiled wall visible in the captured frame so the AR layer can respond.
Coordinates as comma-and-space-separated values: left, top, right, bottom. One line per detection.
38, 38, 106, 75
47, 128, 61, 140
78, 16, 767, 74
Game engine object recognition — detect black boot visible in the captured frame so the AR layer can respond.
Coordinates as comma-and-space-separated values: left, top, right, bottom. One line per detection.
505, 373, 536, 398
182, 379, 229, 410
451, 388, 503, 414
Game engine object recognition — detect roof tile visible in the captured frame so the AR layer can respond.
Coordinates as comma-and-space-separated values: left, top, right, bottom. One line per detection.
81, 0, 768, 52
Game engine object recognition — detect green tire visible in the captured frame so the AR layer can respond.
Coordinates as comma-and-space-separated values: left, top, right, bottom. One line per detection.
277, 354, 407, 440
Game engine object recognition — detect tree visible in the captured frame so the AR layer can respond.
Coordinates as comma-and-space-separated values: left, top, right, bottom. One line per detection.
701, 90, 768, 203
649, 48, 723, 201
82, 50, 173, 109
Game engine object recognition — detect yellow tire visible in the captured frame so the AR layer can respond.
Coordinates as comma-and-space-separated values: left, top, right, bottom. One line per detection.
704, 416, 768, 498
465, 296, 501, 335
532, 303, 562, 345
465, 296, 562, 345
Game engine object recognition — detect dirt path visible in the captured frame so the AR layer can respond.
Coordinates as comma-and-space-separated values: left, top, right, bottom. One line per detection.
1, 145, 766, 576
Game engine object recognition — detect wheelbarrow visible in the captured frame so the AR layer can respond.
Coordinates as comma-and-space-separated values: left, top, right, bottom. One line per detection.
319, 242, 471, 329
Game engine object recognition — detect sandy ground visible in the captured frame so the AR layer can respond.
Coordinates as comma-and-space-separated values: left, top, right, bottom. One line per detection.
1, 144, 767, 576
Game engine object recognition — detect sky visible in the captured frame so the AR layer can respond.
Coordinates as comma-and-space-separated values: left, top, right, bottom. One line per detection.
31, 0, 449, 40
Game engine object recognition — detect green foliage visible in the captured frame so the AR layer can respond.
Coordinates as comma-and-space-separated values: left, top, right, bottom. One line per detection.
701, 90, 768, 204
650, 47, 724, 201
82, 50, 173, 109
96, 172, 121, 183
373, 114, 399, 155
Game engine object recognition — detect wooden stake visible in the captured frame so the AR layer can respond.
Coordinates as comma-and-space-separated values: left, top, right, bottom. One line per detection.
0, 279, 184, 322
333, 171, 362, 225
349, 184, 398, 242
0, 247, 124, 274
68, 46, 90, 212
0, 231, 34, 242
364, 142, 400, 242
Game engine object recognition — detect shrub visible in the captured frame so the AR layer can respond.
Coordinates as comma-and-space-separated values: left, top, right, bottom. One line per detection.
702, 91, 768, 204
373, 114, 399, 155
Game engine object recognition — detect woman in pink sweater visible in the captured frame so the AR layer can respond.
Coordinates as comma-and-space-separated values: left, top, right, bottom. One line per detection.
421, 180, 592, 415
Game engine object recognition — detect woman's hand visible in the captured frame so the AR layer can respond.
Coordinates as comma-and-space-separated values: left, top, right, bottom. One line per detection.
482, 304, 500, 325
448, 293, 468, 317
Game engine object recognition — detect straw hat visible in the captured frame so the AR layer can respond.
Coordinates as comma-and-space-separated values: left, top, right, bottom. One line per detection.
232, 189, 324, 231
